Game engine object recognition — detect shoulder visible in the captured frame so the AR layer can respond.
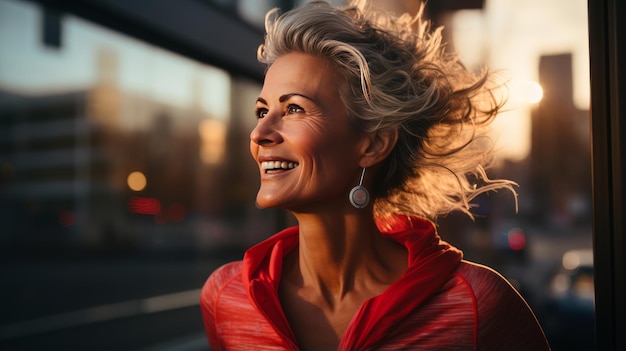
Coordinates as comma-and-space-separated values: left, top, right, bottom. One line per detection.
455, 261, 550, 351
200, 261, 246, 337
454, 261, 531, 320
455, 260, 519, 298
201, 261, 244, 309
206, 261, 243, 287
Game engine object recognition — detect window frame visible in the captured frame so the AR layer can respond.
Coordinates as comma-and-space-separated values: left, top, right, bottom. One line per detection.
29, 0, 266, 81
588, 0, 626, 349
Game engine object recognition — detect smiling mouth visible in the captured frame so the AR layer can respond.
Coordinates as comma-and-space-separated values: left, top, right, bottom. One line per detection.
261, 160, 299, 173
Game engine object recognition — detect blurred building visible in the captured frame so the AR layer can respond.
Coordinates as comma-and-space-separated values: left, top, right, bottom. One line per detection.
0, 35, 273, 255
529, 53, 591, 228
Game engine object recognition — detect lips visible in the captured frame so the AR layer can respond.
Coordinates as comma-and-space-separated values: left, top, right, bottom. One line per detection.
261, 160, 299, 173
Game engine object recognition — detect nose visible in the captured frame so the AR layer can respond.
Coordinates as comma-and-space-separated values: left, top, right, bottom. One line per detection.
250, 116, 282, 146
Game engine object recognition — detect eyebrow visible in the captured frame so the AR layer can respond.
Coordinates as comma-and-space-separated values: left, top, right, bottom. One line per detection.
256, 93, 315, 105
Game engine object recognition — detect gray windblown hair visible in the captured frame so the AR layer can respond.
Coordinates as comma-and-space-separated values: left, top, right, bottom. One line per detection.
257, 0, 516, 220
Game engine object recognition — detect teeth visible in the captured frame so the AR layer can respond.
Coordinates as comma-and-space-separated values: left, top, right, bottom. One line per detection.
261, 161, 299, 170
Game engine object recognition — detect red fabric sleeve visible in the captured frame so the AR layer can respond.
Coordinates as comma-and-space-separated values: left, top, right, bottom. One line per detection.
200, 261, 243, 351
458, 262, 551, 351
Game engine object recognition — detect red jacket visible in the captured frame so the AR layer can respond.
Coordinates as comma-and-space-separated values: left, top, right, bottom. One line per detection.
201, 216, 550, 350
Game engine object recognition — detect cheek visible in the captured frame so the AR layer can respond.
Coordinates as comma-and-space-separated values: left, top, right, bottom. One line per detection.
309, 127, 359, 155
292, 121, 347, 150
293, 130, 361, 173
249, 141, 258, 160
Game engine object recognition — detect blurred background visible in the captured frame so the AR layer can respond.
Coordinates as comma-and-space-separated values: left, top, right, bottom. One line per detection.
0, 0, 593, 350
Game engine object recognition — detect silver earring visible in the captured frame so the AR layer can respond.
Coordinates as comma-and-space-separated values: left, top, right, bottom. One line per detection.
349, 168, 370, 208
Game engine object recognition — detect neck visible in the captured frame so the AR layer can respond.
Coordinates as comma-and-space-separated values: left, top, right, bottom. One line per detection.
287, 211, 402, 303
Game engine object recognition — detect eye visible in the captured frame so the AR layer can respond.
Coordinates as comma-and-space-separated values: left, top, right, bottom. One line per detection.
255, 107, 268, 119
287, 104, 304, 114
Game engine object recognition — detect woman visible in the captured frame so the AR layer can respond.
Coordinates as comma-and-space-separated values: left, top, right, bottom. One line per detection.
201, 1, 550, 350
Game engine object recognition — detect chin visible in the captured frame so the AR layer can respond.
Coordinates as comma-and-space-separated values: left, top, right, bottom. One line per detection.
255, 194, 281, 209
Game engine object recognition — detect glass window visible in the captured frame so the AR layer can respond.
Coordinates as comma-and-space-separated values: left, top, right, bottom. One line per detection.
0, 0, 277, 348
0, 0, 594, 350
444, 1, 593, 350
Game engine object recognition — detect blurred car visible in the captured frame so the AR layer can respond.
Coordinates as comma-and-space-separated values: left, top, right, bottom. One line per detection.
540, 249, 594, 351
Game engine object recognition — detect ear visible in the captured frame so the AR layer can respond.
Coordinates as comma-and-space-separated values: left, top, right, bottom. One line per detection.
358, 129, 398, 168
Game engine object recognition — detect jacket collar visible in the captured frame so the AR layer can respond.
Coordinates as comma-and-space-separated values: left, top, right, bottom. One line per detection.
242, 215, 463, 350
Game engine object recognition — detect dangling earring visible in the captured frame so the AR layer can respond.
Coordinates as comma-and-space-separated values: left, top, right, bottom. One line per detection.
349, 168, 370, 209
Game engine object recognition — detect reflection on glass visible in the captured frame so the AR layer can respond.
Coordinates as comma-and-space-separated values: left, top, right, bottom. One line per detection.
0, 0, 594, 350
0, 0, 277, 255
447, 1, 593, 350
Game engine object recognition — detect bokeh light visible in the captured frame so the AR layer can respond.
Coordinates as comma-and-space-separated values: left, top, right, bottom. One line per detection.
127, 171, 147, 191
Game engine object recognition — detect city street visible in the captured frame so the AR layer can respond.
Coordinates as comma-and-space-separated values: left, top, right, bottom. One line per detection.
0, 253, 237, 350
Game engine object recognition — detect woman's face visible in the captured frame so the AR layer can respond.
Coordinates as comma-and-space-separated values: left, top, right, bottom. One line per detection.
250, 52, 368, 211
